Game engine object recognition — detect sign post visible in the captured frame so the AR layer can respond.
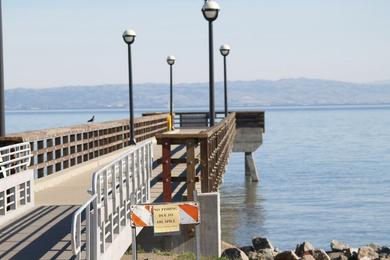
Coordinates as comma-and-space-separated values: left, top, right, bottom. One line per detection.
130, 201, 200, 259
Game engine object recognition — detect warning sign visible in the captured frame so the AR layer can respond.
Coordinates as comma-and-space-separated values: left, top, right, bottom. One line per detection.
153, 205, 180, 233
130, 202, 199, 229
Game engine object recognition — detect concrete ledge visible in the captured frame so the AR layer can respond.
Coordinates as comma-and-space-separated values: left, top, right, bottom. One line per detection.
233, 127, 263, 153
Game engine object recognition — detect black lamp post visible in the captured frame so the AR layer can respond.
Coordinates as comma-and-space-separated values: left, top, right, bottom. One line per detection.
220, 44, 231, 117
202, 0, 220, 127
0, 0, 5, 136
123, 29, 137, 145
167, 55, 176, 130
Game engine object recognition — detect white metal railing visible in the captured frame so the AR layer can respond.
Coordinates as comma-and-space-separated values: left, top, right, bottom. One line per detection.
0, 142, 33, 223
72, 140, 153, 259
71, 194, 98, 260
0, 142, 31, 179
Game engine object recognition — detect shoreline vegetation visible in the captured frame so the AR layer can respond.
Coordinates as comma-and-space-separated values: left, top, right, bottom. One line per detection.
222, 237, 390, 260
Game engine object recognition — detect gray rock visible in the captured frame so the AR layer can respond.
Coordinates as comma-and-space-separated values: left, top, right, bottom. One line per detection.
295, 241, 315, 257
338, 255, 348, 260
344, 248, 358, 260
240, 246, 255, 256
312, 249, 331, 260
331, 240, 350, 252
257, 249, 275, 260
327, 252, 345, 260
302, 255, 316, 260
368, 243, 381, 253
274, 251, 299, 260
248, 251, 259, 260
358, 246, 379, 260
379, 246, 390, 255
222, 247, 249, 260
252, 237, 274, 252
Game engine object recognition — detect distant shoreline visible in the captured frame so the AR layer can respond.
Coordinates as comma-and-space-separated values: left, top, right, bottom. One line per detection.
4, 103, 390, 113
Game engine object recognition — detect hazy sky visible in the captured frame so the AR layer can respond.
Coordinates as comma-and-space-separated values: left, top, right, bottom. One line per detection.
3, 0, 390, 89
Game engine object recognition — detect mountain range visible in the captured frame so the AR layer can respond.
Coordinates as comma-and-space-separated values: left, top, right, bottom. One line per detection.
5, 78, 390, 110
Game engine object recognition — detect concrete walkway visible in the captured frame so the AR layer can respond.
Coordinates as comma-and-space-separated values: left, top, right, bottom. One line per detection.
0, 143, 152, 259
0, 136, 201, 259
0, 206, 78, 260
35, 145, 143, 206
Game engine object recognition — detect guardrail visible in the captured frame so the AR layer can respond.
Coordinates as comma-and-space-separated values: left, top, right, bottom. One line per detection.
0, 142, 31, 178
71, 194, 98, 260
173, 111, 226, 128
71, 140, 153, 260
201, 113, 236, 192
0, 114, 168, 179
156, 113, 236, 201
0, 142, 34, 225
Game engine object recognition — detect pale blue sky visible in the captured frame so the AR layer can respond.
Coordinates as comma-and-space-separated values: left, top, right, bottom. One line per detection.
3, 0, 390, 89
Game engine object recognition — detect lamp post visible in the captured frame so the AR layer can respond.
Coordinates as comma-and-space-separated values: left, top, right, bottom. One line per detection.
202, 0, 220, 127
0, 0, 5, 136
123, 29, 136, 145
167, 55, 176, 130
220, 44, 230, 117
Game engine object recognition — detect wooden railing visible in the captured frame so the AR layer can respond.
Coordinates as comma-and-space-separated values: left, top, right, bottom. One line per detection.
235, 111, 265, 131
156, 113, 236, 202
0, 114, 169, 179
143, 111, 226, 128
201, 113, 236, 192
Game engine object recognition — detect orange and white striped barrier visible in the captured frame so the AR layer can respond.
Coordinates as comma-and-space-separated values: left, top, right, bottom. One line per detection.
130, 202, 200, 228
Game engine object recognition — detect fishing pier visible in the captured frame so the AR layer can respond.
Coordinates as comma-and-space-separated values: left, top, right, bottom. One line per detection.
0, 111, 264, 259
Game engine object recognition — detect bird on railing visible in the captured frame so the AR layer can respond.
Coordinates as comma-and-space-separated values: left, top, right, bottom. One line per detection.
87, 115, 95, 123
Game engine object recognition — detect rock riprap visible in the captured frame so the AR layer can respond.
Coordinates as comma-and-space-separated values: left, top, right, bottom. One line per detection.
221, 238, 390, 260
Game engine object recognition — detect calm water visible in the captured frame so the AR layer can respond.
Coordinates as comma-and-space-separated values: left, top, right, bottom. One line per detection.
5, 106, 390, 250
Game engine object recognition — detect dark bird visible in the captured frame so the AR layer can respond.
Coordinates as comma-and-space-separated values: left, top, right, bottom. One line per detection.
87, 115, 95, 123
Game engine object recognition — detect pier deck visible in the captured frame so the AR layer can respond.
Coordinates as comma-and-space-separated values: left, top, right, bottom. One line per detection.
0, 111, 265, 259
0, 137, 200, 259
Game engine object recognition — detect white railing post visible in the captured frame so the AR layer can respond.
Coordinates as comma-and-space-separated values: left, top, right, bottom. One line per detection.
71, 140, 153, 259
0, 142, 33, 226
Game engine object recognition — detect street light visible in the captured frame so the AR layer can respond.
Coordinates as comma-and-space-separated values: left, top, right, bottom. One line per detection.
220, 44, 230, 117
167, 55, 176, 130
202, 0, 220, 127
123, 29, 136, 145
0, 0, 5, 136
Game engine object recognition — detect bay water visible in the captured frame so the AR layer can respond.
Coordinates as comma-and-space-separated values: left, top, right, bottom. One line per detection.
5, 105, 390, 250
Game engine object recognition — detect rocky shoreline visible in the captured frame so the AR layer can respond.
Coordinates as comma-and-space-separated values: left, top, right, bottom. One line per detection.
221, 237, 390, 260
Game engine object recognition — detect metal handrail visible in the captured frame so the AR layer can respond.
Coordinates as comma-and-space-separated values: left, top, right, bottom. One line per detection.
71, 194, 97, 258
0, 142, 31, 179
71, 139, 153, 259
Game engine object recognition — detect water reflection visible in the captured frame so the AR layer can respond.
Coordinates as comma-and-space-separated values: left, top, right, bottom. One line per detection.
220, 167, 266, 245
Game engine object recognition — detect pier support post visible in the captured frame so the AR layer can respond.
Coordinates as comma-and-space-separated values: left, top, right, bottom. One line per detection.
162, 139, 172, 202
245, 152, 259, 182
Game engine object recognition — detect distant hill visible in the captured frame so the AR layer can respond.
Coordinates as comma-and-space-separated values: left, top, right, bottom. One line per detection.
5, 78, 390, 110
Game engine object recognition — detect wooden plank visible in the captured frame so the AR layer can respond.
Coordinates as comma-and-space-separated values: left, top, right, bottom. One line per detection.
161, 139, 172, 202
200, 139, 209, 193
186, 139, 196, 201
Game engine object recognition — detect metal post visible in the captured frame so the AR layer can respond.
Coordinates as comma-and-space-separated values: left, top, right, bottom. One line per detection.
169, 64, 173, 129
208, 21, 215, 127
127, 44, 136, 145
194, 190, 201, 260
131, 191, 137, 260
223, 55, 228, 117
132, 226, 137, 260
0, 0, 5, 136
